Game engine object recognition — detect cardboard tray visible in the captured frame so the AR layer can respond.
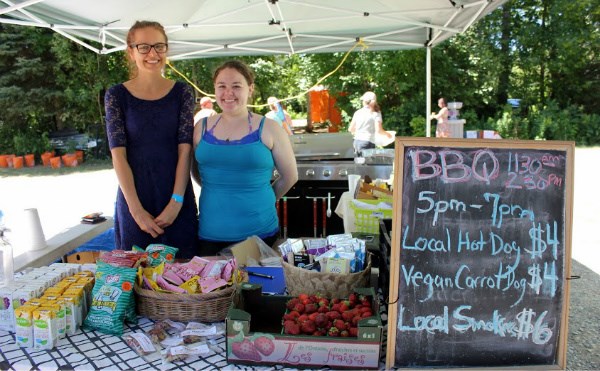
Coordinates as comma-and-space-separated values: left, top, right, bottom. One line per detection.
226, 284, 383, 369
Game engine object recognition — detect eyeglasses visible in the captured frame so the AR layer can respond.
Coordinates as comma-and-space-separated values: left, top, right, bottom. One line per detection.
130, 43, 168, 54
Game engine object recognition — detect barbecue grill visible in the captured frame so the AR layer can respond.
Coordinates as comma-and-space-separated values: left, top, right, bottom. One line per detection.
275, 132, 394, 238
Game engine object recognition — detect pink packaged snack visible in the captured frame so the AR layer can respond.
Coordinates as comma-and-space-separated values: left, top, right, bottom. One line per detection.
156, 275, 186, 294
162, 269, 184, 286
221, 260, 234, 282
200, 261, 226, 278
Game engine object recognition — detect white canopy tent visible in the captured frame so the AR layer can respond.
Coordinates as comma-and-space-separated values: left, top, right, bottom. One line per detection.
0, 0, 508, 136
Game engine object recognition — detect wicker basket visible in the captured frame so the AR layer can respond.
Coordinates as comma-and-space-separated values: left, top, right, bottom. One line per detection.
282, 254, 372, 299
134, 273, 245, 322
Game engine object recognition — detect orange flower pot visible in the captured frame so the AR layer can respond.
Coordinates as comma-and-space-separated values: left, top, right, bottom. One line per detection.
50, 156, 62, 169
41, 152, 53, 167
24, 154, 35, 167
0, 155, 8, 168
61, 153, 78, 167
6, 154, 15, 168
12, 156, 24, 169
75, 150, 84, 163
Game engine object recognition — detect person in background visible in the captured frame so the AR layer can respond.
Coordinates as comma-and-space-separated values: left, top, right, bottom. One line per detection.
266, 96, 294, 135
105, 20, 198, 258
192, 60, 298, 255
194, 96, 217, 125
348, 91, 393, 156
431, 97, 450, 138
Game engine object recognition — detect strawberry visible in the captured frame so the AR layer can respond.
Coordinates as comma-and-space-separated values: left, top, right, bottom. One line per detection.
333, 319, 346, 331
293, 303, 305, 313
352, 315, 362, 326
341, 311, 354, 322
340, 330, 349, 337
298, 314, 309, 323
318, 298, 329, 308
304, 303, 318, 314
331, 298, 341, 304
286, 298, 300, 311
284, 322, 301, 335
253, 336, 275, 356
331, 303, 341, 313
298, 293, 309, 302
232, 339, 262, 361
360, 306, 372, 314
361, 311, 373, 318
315, 313, 328, 329
301, 320, 316, 334
348, 293, 357, 303
348, 327, 359, 337
317, 305, 329, 313
326, 311, 341, 321
327, 327, 340, 337
339, 302, 350, 313
308, 312, 319, 321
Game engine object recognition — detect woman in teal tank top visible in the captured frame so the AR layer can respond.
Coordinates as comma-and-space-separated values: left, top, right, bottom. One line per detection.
192, 61, 298, 255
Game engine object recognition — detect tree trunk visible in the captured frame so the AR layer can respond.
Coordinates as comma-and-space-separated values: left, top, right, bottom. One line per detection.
495, 4, 512, 108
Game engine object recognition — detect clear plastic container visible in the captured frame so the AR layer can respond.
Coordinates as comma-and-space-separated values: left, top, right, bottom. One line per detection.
0, 211, 14, 286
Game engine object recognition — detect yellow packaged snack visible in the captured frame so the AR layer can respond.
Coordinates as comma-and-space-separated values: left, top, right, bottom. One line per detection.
179, 275, 200, 294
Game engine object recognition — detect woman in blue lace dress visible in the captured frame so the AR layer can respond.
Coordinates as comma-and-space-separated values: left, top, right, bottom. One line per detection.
105, 21, 198, 258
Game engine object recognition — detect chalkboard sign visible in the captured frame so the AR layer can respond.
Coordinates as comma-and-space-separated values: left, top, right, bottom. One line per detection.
386, 138, 574, 370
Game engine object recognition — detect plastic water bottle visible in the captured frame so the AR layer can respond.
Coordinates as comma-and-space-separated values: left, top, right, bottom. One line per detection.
0, 210, 15, 286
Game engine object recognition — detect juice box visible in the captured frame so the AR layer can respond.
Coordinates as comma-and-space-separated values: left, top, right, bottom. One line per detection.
44, 287, 66, 297
14, 305, 36, 348
61, 292, 83, 327
33, 307, 56, 350
65, 285, 87, 318
0, 284, 21, 332
44, 301, 66, 339
58, 297, 77, 335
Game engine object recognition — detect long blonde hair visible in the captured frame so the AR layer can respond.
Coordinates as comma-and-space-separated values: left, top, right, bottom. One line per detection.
125, 21, 168, 79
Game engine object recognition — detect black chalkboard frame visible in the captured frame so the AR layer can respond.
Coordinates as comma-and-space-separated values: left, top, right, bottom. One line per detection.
385, 137, 575, 370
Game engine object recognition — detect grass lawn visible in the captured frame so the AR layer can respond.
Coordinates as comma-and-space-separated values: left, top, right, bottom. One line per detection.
0, 158, 113, 177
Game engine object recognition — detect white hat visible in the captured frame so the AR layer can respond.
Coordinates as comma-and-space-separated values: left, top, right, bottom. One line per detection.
360, 91, 376, 102
267, 96, 279, 105
200, 96, 214, 104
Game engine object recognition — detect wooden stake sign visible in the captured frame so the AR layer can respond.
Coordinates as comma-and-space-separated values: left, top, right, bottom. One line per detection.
386, 138, 574, 370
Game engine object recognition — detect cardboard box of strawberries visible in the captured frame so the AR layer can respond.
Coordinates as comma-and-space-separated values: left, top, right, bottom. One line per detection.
226, 284, 382, 369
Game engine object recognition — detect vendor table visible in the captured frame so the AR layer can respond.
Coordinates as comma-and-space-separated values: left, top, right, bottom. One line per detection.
0, 313, 389, 371
0, 317, 235, 370
13, 217, 113, 273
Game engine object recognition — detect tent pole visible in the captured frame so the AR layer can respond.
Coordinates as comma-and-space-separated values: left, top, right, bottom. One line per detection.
426, 45, 432, 138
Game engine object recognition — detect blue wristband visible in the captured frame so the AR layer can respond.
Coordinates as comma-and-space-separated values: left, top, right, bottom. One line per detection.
171, 193, 183, 203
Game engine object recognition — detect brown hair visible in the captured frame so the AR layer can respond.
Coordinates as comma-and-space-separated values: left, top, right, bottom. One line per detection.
213, 60, 255, 86
438, 97, 447, 107
125, 21, 168, 78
